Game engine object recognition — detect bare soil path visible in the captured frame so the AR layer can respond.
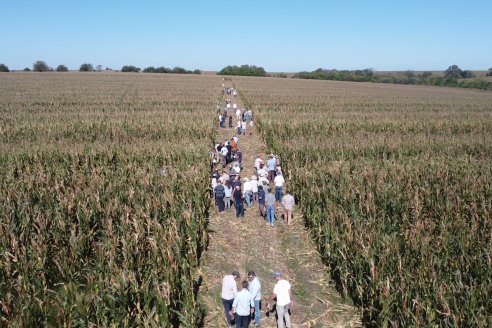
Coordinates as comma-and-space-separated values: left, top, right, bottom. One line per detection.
199, 81, 361, 328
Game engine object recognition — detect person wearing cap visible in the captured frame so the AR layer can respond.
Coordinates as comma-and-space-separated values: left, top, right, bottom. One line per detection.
222, 271, 241, 328
233, 186, 245, 219
247, 271, 262, 326
268, 272, 293, 328
250, 175, 259, 204
254, 155, 264, 170
243, 177, 252, 208
231, 280, 254, 328
265, 187, 276, 227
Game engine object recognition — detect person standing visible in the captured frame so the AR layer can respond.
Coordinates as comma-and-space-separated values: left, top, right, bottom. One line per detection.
214, 180, 226, 213
268, 272, 293, 328
247, 271, 262, 326
221, 145, 229, 168
222, 271, 241, 328
237, 120, 242, 135
265, 188, 276, 227
274, 172, 285, 203
267, 155, 276, 183
233, 186, 245, 219
250, 176, 259, 204
229, 115, 233, 128
231, 281, 254, 328
282, 191, 295, 225
254, 155, 264, 171
257, 185, 266, 218
241, 120, 247, 135
243, 178, 252, 208
224, 180, 233, 211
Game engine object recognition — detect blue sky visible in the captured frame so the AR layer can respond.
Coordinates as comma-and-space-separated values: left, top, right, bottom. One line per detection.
1, 1, 491, 71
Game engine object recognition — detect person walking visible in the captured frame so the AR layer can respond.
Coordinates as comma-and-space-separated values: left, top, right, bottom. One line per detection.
222, 271, 241, 328
257, 185, 266, 218
214, 180, 226, 213
274, 172, 285, 203
247, 271, 262, 326
265, 188, 276, 227
233, 186, 245, 219
282, 191, 295, 225
229, 115, 233, 128
267, 272, 293, 328
231, 280, 254, 328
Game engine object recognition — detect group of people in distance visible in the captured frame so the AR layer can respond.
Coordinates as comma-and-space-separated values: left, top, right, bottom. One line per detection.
219, 87, 254, 136
222, 270, 293, 328
211, 147, 295, 226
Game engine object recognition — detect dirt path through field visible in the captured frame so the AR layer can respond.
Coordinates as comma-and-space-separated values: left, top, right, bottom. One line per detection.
199, 81, 361, 327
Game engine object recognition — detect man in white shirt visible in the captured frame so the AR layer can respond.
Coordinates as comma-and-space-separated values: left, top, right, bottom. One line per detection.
220, 146, 228, 168
247, 271, 262, 326
274, 172, 285, 202
222, 271, 241, 328
250, 176, 259, 204
231, 280, 254, 328
268, 272, 293, 328
236, 108, 241, 121
254, 155, 264, 170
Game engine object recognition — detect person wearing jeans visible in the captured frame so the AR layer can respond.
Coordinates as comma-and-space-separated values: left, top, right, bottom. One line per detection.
265, 188, 276, 226
224, 181, 233, 211
233, 186, 244, 219
243, 178, 252, 208
247, 271, 262, 326
274, 172, 285, 202
222, 271, 241, 327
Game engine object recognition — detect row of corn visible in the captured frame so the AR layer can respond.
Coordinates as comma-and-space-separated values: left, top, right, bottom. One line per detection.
237, 76, 492, 327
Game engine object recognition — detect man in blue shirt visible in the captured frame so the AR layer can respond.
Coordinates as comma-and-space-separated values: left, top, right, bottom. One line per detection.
266, 154, 276, 183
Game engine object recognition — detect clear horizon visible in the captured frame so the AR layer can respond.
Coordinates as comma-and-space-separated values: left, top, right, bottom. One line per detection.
1, 1, 491, 72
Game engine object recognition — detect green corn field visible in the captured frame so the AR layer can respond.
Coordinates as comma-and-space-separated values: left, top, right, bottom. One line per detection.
237, 77, 492, 327
0, 73, 221, 327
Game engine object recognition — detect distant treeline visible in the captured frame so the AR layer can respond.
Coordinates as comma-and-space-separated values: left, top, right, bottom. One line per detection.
294, 66, 492, 91
218, 65, 267, 77
142, 66, 201, 74
0, 61, 201, 74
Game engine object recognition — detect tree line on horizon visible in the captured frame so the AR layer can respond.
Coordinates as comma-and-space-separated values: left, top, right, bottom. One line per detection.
0, 61, 200, 74
1, 61, 491, 91
293, 65, 492, 91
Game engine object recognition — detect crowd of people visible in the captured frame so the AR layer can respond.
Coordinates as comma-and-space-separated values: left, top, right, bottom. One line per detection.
211, 147, 295, 226
222, 270, 293, 328
215, 87, 296, 327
